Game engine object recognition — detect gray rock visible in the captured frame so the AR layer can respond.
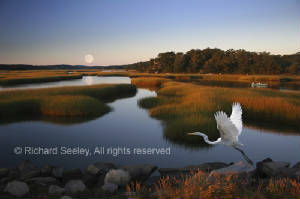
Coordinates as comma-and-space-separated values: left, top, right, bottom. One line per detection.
86, 164, 100, 176
83, 174, 99, 188
184, 162, 230, 172
8, 169, 20, 179
60, 196, 72, 199
21, 169, 41, 180
158, 163, 230, 178
159, 168, 191, 177
4, 180, 29, 197
0, 177, 12, 185
260, 161, 290, 177
64, 180, 86, 193
86, 162, 115, 175
0, 168, 9, 178
41, 164, 53, 176
49, 184, 65, 194
96, 173, 106, 187
121, 164, 157, 182
18, 160, 37, 173
209, 161, 255, 175
292, 162, 300, 170
53, 167, 64, 178
255, 158, 273, 178
63, 168, 83, 181
143, 176, 161, 186
104, 169, 131, 187
28, 177, 57, 184
101, 183, 118, 193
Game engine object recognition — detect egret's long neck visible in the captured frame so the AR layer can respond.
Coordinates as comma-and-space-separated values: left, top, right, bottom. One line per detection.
193, 132, 222, 145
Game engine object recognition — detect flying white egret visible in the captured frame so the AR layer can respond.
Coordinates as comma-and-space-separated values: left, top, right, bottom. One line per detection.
188, 102, 253, 165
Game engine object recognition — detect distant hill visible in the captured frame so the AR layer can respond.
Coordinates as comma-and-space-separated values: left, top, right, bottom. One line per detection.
0, 64, 125, 70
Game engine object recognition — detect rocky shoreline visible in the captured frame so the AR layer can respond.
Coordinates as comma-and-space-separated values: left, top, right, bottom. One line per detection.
0, 158, 299, 198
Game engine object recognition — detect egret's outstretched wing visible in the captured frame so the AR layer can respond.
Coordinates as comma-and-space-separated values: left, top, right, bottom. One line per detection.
230, 102, 243, 135
214, 111, 239, 143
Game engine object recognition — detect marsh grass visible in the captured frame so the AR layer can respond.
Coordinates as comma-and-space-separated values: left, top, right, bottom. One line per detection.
0, 84, 136, 123
127, 171, 300, 199
40, 95, 110, 116
135, 78, 300, 147
131, 77, 170, 89
0, 70, 85, 86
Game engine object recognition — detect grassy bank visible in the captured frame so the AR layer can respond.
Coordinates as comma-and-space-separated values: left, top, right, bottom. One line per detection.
131, 77, 170, 89
132, 78, 300, 147
0, 84, 136, 123
128, 171, 300, 199
129, 72, 300, 82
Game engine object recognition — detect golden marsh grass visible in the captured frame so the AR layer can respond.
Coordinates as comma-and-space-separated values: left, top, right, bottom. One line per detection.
133, 78, 300, 146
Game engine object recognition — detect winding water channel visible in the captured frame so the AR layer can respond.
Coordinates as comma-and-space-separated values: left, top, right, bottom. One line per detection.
0, 76, 299, 169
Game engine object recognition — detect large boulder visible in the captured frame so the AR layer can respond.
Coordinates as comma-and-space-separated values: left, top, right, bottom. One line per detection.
27, 176, 57, 184
4, 180, 29, 197
158, 168, 191, 178
291, 162, 300, 177
64, 180, 86, 193
101, 183, 118, 193
209, 161, 255, 175
159, 162, 230, 178
255, 158, 290, 178
18, 160, 37, 174
60, 196, 72, 199
120, 164, 157, 182
41, 164, 53, 176
86, 162, 115, 176
83, 174, 99, 188
63, 168, 83, 181
104, 169, 130, 187
53, 167, 64, 179
49, 184, 65, 194
18, 160, 40, 180
21, 169, 41, 180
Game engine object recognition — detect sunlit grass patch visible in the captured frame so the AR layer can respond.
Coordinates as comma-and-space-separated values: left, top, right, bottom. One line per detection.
134, 78, 299, 147
131, 77, 170, 89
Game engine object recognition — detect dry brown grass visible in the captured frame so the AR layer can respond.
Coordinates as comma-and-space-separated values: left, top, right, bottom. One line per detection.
127, 171, 300, 199
131, 77, 171, 88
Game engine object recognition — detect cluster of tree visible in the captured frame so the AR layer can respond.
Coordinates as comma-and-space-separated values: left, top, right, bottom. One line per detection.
123, 48, 300, 74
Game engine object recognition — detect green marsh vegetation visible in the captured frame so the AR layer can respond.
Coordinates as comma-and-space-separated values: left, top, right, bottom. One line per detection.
0, 84, 136, 124
132, 78, 300, 147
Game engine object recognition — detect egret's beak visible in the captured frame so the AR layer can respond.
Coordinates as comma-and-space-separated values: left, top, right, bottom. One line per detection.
188, 132, 196, 135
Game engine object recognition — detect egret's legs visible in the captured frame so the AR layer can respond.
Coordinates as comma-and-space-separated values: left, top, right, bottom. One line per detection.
233, 146, 254, 165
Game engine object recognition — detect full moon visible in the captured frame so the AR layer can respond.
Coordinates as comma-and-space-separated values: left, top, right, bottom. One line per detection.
84, 54, 94, 64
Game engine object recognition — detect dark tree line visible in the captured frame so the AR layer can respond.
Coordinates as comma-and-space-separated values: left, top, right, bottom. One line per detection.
124, 48, 300, 74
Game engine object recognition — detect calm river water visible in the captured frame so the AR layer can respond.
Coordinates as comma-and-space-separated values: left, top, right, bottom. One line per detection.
0, 76, 299, 169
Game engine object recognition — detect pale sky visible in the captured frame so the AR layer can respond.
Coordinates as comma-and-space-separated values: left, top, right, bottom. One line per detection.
0, 0, 299, 65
